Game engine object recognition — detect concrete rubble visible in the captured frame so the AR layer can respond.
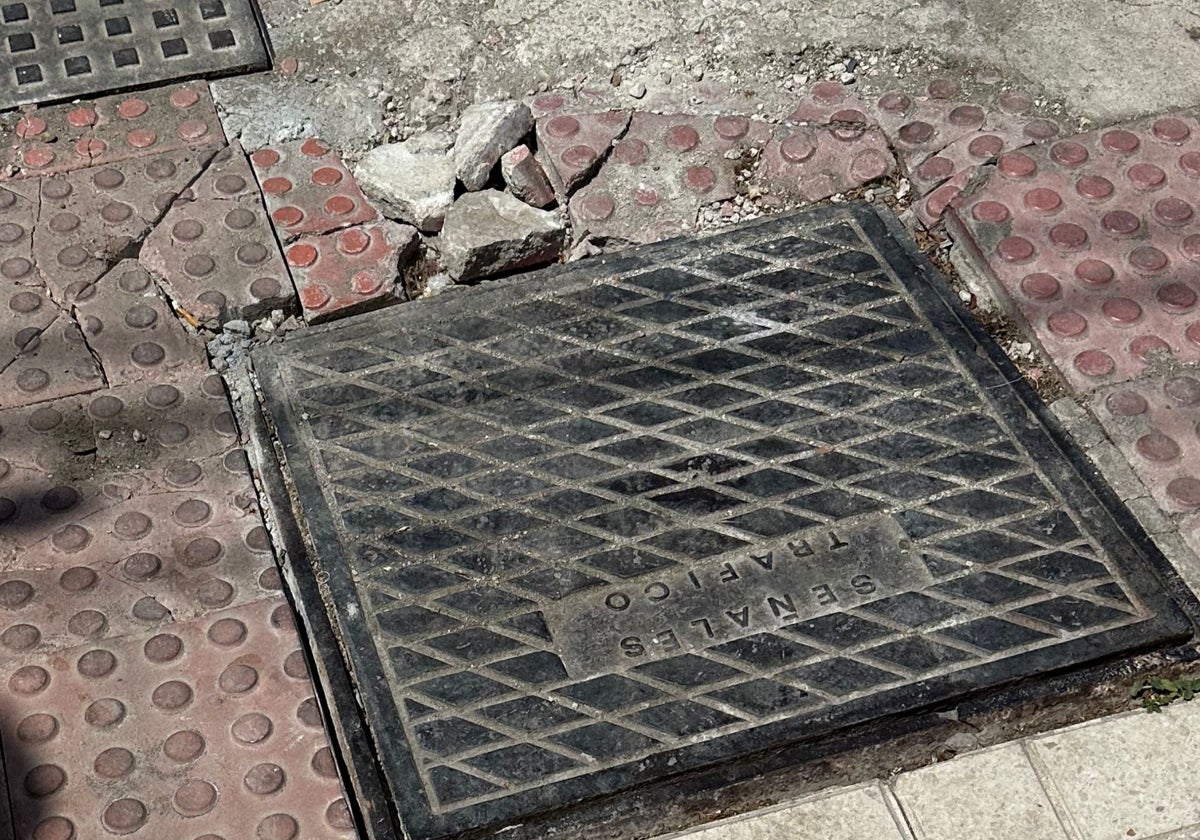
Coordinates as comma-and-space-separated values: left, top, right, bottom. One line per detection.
452, 100, 535, 191
354, 142, 457, 233
438, 190, 567, 281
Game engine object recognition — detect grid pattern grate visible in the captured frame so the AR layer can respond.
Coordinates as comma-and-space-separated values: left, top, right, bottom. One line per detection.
1, 0, 267, 108
253, 203, 1188, 840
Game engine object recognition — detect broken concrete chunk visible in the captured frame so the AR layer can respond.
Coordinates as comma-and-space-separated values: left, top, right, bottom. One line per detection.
501, 145, 555, 208
405, 131, 456, 154
439, 191, 566, 281
453, 101, 534, 191
354, 143, 456, 233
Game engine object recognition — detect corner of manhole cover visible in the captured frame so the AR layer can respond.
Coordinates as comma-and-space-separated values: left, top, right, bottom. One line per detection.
0, 0, 269, 110
250, 202, 1193, 840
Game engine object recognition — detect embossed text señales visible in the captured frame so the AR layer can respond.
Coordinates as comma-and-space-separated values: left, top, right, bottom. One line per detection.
606, 529, 879, 659
542, 514, 934, 679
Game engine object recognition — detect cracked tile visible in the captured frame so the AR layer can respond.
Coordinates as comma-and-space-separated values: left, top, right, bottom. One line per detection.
140, 144, 296, 326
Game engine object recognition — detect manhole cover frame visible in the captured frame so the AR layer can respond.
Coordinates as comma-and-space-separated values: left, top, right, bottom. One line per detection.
0, 0, 271, 110
251, 202, 1192, 840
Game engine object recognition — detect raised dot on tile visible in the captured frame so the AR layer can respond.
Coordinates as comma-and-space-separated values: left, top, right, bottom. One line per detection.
95, 747, 136, 778
1048, 310, 1088, 337
1074, 349, 1115, 377
1021, 273, 1061, 301
232, 712, 274, 744
1165, 376, 1200, 405
1102, 297, 1142, 325
1136, 432, 1181, 462
1168, 476, 1200, 508
1131, 335, 1171, 361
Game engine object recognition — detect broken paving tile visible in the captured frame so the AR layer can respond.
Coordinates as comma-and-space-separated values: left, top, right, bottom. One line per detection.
33, 149, 216, 299
0, 315, 103, 410
454, 100, 534, 191
0, 181, 39, 282
354, 142, 457, 232
785, 80, 878, 126
756, 123, 895, 203
535, 110, 631, 195
569, 112, 770, 244
0, 597, 354, 840
1, 279, 57, 377
141, 144, 295, 326
439, 191, 565, 281
250, 138, 377, 241
502, 145, 556, 208
1092, 375, 1200, 525
286, 221, 417, 323
1, 82, 225, 181
73, 260, 208, 386
947, 112, 1200, 392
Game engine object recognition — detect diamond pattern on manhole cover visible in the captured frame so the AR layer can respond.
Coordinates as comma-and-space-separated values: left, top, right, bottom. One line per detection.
0, 0, 268, 110
251, 203, 1189, 840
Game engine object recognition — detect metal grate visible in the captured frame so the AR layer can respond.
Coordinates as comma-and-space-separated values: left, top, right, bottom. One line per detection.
252, 203, 1190, 840
0, 0, 267, 109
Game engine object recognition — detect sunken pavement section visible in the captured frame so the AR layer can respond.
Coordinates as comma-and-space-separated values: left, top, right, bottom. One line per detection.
0, 60, 1196, 840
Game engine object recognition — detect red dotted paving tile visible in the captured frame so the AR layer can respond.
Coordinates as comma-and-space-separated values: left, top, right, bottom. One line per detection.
0, 313, 103, 410
286, 221, 417, 324
250, 138, 377, 242
1, 82, 224, 181
535, 109, 632, 195
784, 80, 878, 126
0, 377, 280, 629
72, 260, 208, 386
33, 150, 217, 300
1091, 375, 1200, 559
0, 597, 356, 840
140, 144, 296, 326
947, 112, 1200, 393
756, 122, 895, 203
569, 112, 770, 244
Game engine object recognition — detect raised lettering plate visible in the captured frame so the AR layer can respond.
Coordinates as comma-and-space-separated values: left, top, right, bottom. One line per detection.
545, 514, 932, 677
252, 203, 1190, 840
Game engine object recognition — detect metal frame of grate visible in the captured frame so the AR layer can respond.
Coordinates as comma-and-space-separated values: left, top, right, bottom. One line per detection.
0, 0, 268, 109
252, 202, 1192, 840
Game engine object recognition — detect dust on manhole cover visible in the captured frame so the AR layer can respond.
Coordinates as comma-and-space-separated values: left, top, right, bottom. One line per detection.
252, 203, 1190, 840
0, 0, 268, 109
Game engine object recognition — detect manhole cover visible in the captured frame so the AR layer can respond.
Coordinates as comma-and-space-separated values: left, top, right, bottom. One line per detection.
0, 0, 268, 110
253, 203, 1189, 840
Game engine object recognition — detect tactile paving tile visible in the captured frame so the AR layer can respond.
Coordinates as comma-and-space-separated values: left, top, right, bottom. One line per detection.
141, 143, 296, 326
249, 138, 378, 242
0, 597, 355, 840
0, 180, 39, 283
2, 81, 225, 180
0, 0, 268, 109
285, 221, 417, 324
756, 122, 895, 203
0, 311, 103, 409
0, 370, 253, 556
72, 259, 208, 385
1, 276, 56, 376
253, 202, 1188, 840
570, 112, 771, 244
1090, 374, 1200, 559
33, 148, 217, 299
0, 375, 281, 638
534, 108, 632, 196
946, 112, 1200, 393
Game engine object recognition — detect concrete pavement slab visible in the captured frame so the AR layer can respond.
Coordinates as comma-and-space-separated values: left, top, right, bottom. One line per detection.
893, 743, 1071, 840
656, 783, 912, 840
1029, 702, 1200, 840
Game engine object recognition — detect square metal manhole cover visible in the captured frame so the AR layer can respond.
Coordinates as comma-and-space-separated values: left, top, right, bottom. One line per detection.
252, 203, 1190, 840
0, 0, 268, 109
